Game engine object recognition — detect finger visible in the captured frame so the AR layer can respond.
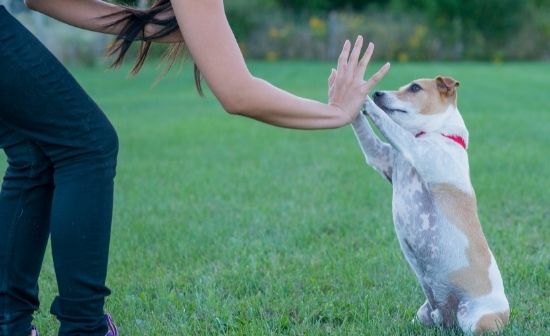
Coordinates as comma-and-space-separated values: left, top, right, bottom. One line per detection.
347, 36, 364, 78
328, 68, 337, 87
356, 42, 374, 81
362, 62, 391, 93
336, 40, 351, 85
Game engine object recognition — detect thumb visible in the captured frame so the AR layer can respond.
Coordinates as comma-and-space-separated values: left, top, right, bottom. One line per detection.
361, 62, 390, 94
328, 68, 337, 86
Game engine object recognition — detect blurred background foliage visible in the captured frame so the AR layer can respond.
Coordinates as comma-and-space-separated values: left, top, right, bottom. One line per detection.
224, 0, 550, 62
3, 0, 549, 64
120, 0, 550, 62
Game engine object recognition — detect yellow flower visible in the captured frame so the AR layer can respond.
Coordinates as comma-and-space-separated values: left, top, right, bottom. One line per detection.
268, 27, 280, 39
266, 51, 278, 62
409, 25, 428, 49
309, 16, 327, 36
398, 52, 409, 63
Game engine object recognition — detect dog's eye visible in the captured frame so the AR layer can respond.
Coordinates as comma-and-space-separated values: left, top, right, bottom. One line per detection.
410, 83, 422, 93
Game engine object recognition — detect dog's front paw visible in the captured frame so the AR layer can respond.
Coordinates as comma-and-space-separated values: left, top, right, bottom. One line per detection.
362, 97, 376, 114
362, 96, 384, 119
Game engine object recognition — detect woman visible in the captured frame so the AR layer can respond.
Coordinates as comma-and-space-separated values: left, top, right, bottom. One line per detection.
0, 0, 389, 335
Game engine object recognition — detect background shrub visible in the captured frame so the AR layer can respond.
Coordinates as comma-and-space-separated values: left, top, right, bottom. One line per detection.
3, 0, 548, 64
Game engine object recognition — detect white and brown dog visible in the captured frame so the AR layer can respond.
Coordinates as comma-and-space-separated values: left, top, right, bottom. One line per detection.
352, 76, 509, 334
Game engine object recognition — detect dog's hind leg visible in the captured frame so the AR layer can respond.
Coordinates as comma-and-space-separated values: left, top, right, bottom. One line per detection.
416, 282, 439, 327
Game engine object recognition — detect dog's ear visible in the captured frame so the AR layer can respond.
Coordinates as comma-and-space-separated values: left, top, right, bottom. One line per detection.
436, 76, 460, 97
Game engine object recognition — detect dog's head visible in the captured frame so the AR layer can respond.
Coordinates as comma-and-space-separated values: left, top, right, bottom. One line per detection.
372, 76, 467, 139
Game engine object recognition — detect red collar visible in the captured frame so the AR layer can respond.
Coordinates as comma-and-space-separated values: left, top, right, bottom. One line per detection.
415, 131, 467, 150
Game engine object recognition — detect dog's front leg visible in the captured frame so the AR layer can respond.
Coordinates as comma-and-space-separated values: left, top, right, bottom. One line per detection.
351, 113, 395, 182
363, 97, 419, 163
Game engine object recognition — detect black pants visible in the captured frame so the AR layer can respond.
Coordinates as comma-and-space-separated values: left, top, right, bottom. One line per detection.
0, 6, 118, 336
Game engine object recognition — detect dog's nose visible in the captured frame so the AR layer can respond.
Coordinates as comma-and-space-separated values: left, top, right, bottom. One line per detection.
374, 91, 385, 98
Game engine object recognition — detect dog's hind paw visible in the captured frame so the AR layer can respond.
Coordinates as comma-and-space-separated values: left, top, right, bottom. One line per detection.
416, 300, 435, 326
430, 309, 444, 326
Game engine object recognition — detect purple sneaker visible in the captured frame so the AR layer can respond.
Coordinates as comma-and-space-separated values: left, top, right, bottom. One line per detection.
105, 314, 119, 336
28, 317, 116, 336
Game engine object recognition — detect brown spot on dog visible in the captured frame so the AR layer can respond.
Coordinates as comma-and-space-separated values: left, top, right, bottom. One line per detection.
474, 310, 510, 334
392, 76, 459, 115
430, 183, 492, 297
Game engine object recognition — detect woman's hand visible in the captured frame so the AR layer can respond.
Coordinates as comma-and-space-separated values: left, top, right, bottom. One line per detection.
328, 37, 390, 125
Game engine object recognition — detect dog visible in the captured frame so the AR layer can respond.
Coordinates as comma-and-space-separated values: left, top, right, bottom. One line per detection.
352, 76, 509, 334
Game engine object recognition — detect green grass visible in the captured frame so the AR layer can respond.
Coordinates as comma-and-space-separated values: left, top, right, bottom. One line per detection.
2, 61, 549, 335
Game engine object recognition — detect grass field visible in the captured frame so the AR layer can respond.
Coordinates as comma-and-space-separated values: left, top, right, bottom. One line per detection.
2, 61, 549, 335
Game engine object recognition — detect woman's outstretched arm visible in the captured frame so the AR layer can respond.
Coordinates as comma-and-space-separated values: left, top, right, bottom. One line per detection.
24, 0, 181, 42
172, 0, 390, 130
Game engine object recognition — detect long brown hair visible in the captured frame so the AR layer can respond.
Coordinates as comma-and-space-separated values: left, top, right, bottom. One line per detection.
104, 0, 203, 95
